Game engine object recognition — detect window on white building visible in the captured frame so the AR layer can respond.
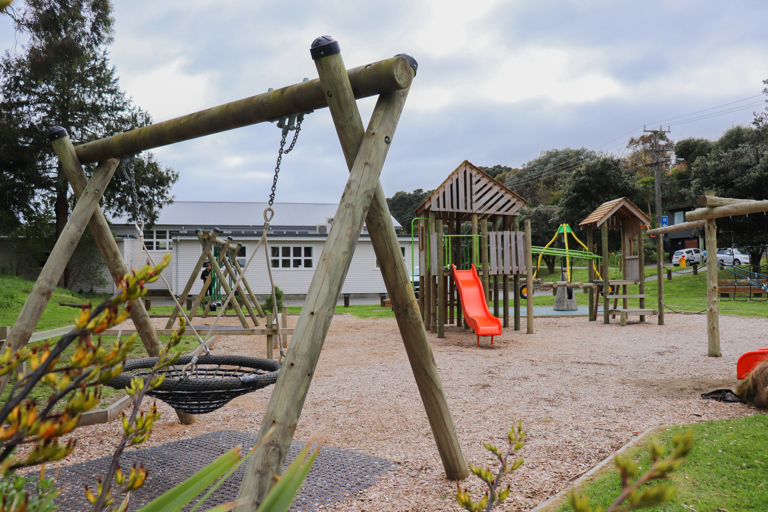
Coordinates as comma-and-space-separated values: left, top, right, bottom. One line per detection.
673, 211, 685, 225
271, 246, 313, 269
143, 230, 172, 251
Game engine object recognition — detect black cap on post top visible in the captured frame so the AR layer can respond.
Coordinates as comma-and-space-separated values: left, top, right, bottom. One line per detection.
48, 126, 68, 141
310, 36, 341, 60
395, 53, 418, 76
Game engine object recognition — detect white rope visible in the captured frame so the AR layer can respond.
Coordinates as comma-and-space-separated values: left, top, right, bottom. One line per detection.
202, 208, 285, 362
133, 222, 210, 358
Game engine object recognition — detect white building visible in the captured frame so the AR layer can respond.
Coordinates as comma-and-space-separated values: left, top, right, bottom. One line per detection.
104, 201, 416, 298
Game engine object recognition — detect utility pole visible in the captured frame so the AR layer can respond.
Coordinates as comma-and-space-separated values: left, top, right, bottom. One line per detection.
644, 125, 671, 325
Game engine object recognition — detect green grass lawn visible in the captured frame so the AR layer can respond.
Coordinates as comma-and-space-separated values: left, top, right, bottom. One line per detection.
553, 414, 768, 511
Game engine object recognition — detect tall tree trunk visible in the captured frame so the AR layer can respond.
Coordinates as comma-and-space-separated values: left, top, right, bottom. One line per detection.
55, 170, 70, 288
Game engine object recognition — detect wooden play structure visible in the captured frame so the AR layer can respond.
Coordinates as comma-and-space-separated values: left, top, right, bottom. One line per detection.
579, 198, 658, 326
413, 161, 534, 339
648, 193, 768, 357
1, 37, 469, 509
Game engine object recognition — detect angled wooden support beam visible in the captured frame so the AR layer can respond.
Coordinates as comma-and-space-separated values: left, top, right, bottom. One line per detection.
235, 42, 416, 512
73, 57, 415, 164
686, 200, 768, 222
50, 131, 195, 424
698, 195, 757, 208
4, 158, 117, 353
646, 220, 706, 236
231, 243, 266, 318
195, 232, 249, 327
219, 237, 261, 326
166, 229, 219, 328
0, 154, 116, 398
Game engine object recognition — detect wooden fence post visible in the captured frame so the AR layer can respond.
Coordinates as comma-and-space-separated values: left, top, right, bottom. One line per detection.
706, 219, 721, 356
525, 220, 534, 334
437, 218, 445, 338
602, 222, 610, 325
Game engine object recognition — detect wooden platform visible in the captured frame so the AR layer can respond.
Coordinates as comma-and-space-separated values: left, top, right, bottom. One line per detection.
609, 308, 658, 326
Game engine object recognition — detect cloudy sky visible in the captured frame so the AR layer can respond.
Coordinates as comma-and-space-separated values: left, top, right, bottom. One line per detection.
3, 0, 768, 205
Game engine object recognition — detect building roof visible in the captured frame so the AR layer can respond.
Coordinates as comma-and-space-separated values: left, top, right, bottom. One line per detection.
111, 201, 401, 229
579, 197, 652, 230
415, 160, 528, 219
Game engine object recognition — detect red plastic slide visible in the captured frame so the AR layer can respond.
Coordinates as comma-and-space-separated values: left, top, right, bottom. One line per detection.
737, 349, 768, 379
452, 264, 502, 346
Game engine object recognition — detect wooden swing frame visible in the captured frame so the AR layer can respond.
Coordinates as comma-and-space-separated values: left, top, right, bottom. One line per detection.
3, 37, 468, 510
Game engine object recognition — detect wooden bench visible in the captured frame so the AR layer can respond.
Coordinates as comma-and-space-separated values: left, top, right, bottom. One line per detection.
718, 279, 767, 298
609, 308, 659, 326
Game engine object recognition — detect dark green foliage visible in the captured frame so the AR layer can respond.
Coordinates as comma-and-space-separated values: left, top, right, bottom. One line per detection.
690, 133, 768, 265
478, 164, 518, 185
674, 138, 713, 167
559, 156, 640, 229
386, 188, 432, 234
519, 204, 560, 274
504, 148, 598, 206
263, 285, 284, 314
0, 0, 178, 286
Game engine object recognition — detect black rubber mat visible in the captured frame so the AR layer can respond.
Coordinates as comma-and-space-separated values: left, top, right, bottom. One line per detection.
41, 430, 396, 511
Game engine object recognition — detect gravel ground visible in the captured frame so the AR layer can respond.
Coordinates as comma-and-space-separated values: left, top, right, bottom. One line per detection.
49, 312, 763, 511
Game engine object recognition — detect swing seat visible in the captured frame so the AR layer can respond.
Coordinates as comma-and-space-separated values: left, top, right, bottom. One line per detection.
107, 355, 280, 414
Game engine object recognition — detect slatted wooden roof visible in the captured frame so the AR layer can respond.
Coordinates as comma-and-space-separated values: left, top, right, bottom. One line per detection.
415, 160, 528, 219
579, 197, 652, 230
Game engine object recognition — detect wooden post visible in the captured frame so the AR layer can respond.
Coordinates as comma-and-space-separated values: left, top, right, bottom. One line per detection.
437, 218, 445, 338
46, 134, 196, 426
638, 221, 646, 322
481, 219, 489, 302
189, 271, 214, 320
236, 56, 465, 511
455, 217, 464, 328
524, 220, 534, 334
231, 251, 266, 318
281, 306, 289, 349
587, 227, 595, 321
429, 211, 437, 333
493, 275, 500, 318
657, 233, 665, 325
265, 312, 273, 360
166, 231, 218, 328
3, 159, 116, 356
513, 217, 521, 331
232, 243, 266, 318
196, 232, 249, 327
448, 219, 455, 325
219, 237, 260, 326
602, 222, 610, 324
706, 219, 721, 356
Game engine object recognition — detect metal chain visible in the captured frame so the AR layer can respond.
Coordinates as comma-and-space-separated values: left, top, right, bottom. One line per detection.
121, 156, 142, 223
268, 113, 306, 207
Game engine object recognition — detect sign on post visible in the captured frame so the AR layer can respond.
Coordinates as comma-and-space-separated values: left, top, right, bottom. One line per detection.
661, 216, 668, 227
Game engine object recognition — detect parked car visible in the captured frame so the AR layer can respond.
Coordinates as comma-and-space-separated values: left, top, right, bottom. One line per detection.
672, 248, 704, 266
716, 248, 750, 267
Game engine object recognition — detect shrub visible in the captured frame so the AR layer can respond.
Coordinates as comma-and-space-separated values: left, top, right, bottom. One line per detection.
262, 286, 284, 314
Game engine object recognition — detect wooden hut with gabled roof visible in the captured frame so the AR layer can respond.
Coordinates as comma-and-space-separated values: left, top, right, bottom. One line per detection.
579, 197, 657, 326
413, 160, 532, 340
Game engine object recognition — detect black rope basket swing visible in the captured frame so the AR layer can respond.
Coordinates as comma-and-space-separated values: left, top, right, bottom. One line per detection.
107, 355, 281, 414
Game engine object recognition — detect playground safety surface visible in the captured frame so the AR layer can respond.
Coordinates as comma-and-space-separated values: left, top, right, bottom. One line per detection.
41, 431, 396, 512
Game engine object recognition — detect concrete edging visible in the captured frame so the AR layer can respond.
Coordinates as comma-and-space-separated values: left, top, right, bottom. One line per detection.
530, 425, 670, 512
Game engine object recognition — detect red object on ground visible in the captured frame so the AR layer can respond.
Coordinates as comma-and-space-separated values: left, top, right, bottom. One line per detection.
737, 349, 768, 379
451, 264, 502, 346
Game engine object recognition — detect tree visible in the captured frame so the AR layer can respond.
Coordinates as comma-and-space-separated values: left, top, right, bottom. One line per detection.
622, 133, 673, 216
386, 188, 432, 234
559, 156, 640, 252
0, 0, 178, 286
690, 130, 768, 267
674, 137, 713, 167
478, 164, 519, 185
518, 204, 560, 274
504, 148, 598, 206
